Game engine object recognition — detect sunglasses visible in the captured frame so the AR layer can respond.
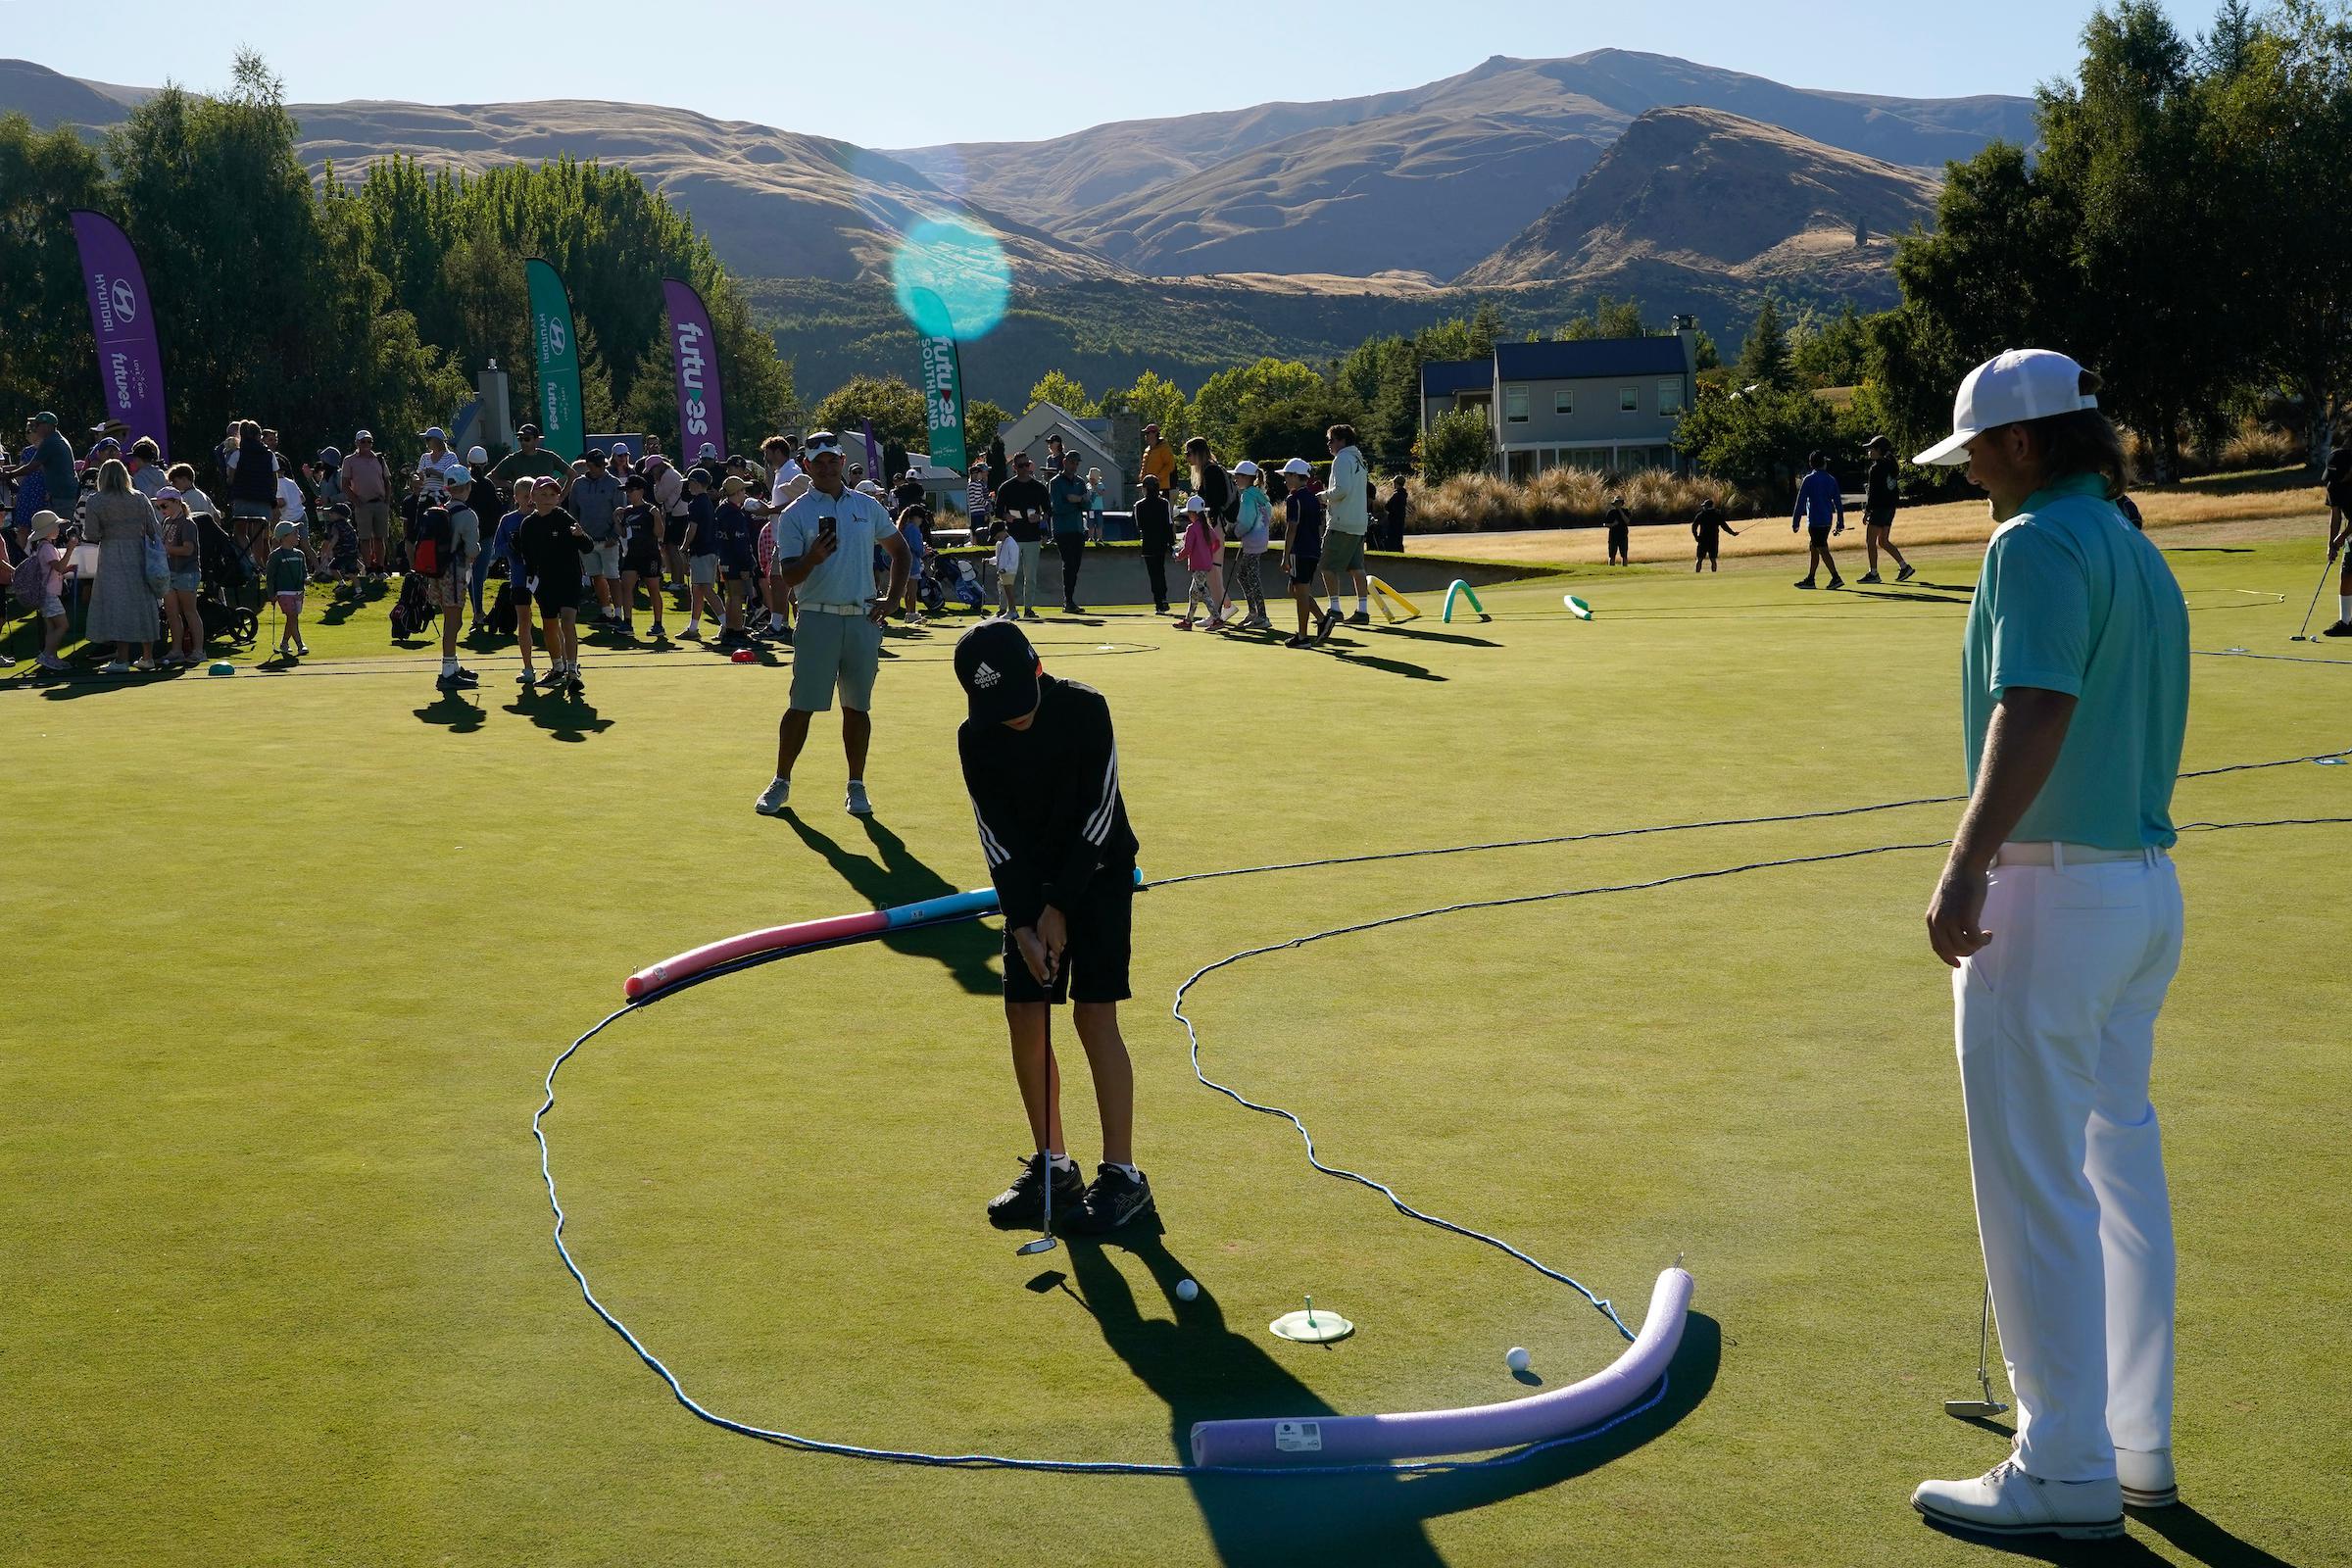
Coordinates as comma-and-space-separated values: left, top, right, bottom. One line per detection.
805, 441, 844, 456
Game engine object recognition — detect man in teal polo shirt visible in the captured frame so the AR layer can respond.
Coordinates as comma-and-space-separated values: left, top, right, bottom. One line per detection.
755, 430, 909, 818
1912, 350, 2190, 1543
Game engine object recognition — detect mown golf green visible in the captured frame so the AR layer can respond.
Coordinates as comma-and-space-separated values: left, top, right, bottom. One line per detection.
4, 530, 2345, 1567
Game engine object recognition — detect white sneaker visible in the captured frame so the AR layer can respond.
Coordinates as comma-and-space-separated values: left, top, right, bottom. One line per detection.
2118, 1448, 2178, 1509
845, 780, 873, 816
102, 660, 130, 673
753, 777, 791, 816
1912, 1460, 2124, 1541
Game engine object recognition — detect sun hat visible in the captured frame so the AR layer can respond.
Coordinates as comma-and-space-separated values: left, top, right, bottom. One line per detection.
466, 445, 488, 465
28, 509, 62, 537
954, 617, 1041, 725
1182, 494, 1207, 513
1233, 460, 1260, 476
1281, 457, 1313, 476
1864, 433, 1893, 453
1913, 349, 2098, 466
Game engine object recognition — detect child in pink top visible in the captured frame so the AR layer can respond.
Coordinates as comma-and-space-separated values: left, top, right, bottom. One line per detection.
1175, 496, 1222, 630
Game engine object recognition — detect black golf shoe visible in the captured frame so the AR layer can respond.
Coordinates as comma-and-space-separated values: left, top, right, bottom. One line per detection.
2325, 620, 2352, 637
986, 1153, 1085, 1229
1069, 1164, 1155, 1235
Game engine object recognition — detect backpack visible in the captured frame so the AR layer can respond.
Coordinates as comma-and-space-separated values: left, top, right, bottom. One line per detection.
412, 506, 453, 577
11, 552, 45, 611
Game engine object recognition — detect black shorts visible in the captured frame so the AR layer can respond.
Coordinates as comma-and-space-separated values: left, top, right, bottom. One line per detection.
623, 540, 660, 577
1695, 536, 1720, 560
1865, 512, 1894, 532
1288, 555, 1321, 587
1807, 524, 1834, 542
1004, 873, 1133, 1006
532, 584, 579, 618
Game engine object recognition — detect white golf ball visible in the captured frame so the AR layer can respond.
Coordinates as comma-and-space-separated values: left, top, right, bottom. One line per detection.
1175, 1278, 1199, 1302
1505, 1347, 1531, 1373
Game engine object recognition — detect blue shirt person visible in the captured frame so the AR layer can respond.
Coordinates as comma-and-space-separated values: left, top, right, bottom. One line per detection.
1789, 451, 1846, 589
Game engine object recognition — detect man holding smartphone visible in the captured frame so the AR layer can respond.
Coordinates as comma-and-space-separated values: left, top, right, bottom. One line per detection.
992, 451, 1052, 622
757, 430, 910, 818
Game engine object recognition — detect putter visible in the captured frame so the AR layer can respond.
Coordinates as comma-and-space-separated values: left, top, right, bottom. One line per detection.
2289, 551, 2337, 640
1944, 1281, 2010, 1419
1015, 1147, 1058, 1256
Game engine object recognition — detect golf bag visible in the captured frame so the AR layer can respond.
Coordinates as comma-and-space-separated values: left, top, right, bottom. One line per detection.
937, 556, 985, 612
487, 580, 519, 638
388, 570, 438, 641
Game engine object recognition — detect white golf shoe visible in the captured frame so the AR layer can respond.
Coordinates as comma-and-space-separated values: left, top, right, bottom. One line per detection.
2118, 1448, 2178, 1509
1912, 1460, 2125, 1541
753, 777, 791, 816
845, 780, 873, 816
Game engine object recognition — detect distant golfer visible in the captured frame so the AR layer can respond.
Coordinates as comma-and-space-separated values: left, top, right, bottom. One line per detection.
1790, 450, 1844, 589
1856, 434, 1915, 584
2323, 447, 2352, 636
1604, 494, 1632, 566
1911, 349, 2189, 1543
955, 618, 1153, 1237
1690, 495, 1737, 571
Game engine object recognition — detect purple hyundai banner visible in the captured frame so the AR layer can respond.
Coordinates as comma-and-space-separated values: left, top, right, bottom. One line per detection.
70, 209, 170, 462
662, 278, 725, 466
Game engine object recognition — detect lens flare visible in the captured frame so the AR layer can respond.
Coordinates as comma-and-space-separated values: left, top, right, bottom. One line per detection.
891, 217, 1010, 341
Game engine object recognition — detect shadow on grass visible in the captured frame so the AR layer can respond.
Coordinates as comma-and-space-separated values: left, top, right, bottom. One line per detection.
503, 689, 613, 742
412, 690, 486, 733
1319, 642, 1445, 682
1914, 1505, 2287, 1567
2163, 547, 2255, 555
1371, 624, 1500, 648
1068, 1227, 1717, 1567
777, 812, 999, 995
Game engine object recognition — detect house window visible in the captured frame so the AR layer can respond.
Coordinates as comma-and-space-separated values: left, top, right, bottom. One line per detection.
1658, 379, 1685, 415
1553, 388, 1574, 416
1619, 385, 1640, 414
1504, 386, 1529, 423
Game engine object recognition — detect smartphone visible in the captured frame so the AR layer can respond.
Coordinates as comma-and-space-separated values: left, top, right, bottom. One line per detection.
818, 516, 837, 542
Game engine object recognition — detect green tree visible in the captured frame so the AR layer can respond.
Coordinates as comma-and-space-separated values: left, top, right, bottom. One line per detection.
0, 113, 107, 428
1188, 358, 1325, 457
964, 399, 1009, 460
1421, 406, 1494, 481
1557, 296, 1646, 340
1231, 384, 1366, 466
810, 373, 927, 455
1107, 369, 1188, 441
1672, 383, 1843, 501
1791, 304, 1874, 389
1027, 369, 1096, 416
1735, 298, 1794, 390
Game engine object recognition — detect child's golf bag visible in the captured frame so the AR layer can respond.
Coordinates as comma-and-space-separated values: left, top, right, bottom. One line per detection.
388, 571, 438, 641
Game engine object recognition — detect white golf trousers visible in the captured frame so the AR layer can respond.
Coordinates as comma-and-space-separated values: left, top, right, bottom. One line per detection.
1953, 847, 2182, 1485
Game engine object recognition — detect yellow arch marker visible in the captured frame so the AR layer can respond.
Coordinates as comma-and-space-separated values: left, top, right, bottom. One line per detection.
1366, 575, 1421, 622
1442, 580, 1489, 623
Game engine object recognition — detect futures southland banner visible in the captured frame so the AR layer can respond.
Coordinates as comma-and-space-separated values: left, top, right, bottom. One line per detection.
69, 209, 170, 461
661, 278, 725, 466
524, 257, 584, 462
913, 290, 968, 475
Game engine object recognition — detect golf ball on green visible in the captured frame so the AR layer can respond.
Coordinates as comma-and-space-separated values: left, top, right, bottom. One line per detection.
1175, 1278, 1199, 1301
1505, 1347, 1531, 1373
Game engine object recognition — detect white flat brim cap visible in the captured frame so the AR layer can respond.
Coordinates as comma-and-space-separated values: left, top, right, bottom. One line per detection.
1915, 348, 2098, 466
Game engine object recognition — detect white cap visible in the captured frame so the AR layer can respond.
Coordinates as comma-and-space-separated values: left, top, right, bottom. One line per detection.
442, 462, 472, 485
856, 479, 882, 495
1232, 460, 1260, 476
1281, 457, 1313, 476
466, 445, 488, 465
1914, 349, 2098, 466
1182, 494, 1207, 513
698, 442, 719, 458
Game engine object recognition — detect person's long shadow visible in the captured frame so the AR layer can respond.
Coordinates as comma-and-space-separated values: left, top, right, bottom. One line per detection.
1068, 1230, 1718, 1567
1319, 643, 1446, 683
504, 690, 613, 743
1371, 624, 1500, 649
779, 813, 1001, 995
412, 690, 485, 733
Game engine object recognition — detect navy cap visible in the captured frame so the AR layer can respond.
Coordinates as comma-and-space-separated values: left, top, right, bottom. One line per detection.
954, 618, 1041, 724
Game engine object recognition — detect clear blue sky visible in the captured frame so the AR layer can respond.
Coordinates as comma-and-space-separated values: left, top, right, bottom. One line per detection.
16, 0, 2212, 148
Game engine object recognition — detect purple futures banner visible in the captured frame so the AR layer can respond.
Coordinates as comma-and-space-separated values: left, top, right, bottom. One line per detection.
662, 278, 725, 465
69, 209, 170, 462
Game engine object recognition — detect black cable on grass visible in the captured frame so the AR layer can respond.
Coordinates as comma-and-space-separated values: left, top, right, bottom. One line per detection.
536, 718, 2351, 1475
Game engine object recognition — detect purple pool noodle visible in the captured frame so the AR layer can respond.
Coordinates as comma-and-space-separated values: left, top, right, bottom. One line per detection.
1188, 1267, 1692, 1468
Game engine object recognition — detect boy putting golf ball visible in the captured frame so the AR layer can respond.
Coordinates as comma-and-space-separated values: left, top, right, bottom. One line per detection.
955, 618, 1155, 1238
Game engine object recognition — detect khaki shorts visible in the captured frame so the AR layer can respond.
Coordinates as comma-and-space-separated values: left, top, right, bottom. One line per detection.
1322, 529, 1366, 573
586, 539, 620, 579
352, 499, 392, 539
789, 609, 884, 712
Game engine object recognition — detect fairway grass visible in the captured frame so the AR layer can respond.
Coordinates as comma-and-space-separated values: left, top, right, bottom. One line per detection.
4, 533, 2346, 1567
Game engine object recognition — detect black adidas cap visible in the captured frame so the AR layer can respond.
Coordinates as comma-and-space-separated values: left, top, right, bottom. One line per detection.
955, 617, 1041, 724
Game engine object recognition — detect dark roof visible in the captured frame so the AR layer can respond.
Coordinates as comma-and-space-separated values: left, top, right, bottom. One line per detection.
1419, 359, 1492, 397
1494, 336, 1690, 381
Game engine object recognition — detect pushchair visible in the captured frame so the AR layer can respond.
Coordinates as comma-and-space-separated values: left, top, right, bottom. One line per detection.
195, 514, 261, 648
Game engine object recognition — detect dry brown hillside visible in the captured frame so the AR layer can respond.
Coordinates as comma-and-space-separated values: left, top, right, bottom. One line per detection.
1457, 106, 1941, 291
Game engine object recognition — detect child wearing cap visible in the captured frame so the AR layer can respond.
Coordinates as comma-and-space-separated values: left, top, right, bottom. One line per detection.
1280, 458, 1328, 646
679, 468, 720, 640
265, 521, 311, 657
24, 510, 72, 672
617, 473, 665, 640
711, 475, 758, 645
1230, 462, 1272, 629
1174, 495, 1222, 630
954, 617, 1153, 1237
